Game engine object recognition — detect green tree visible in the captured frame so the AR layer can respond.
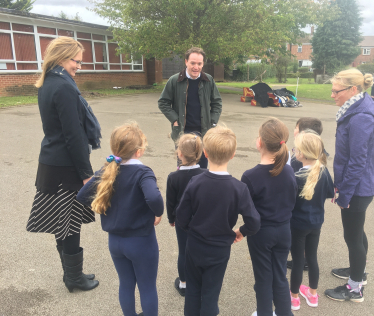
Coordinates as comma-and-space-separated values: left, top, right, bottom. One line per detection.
312, 0, 362, 75
57, 11, 82, 21
0, 0, 34, 12
91, 0, 332, 62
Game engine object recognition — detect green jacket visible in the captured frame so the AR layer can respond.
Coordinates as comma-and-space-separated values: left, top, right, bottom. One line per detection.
158, 70, 222, 141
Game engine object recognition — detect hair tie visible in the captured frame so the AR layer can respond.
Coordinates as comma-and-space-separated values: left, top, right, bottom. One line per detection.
280, 141, 285, 145
106, 154, 122, 164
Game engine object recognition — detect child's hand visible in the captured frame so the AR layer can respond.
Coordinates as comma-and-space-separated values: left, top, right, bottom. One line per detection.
170, 222, 175, 227
234, 229, 243, 243
154, 216, 162, 226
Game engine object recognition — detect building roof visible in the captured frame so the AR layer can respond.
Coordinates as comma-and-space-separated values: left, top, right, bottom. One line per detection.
360, 36, 374, 47
0, 7, 109, 30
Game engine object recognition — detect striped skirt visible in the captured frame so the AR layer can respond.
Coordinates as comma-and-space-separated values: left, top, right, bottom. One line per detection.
27, 184, 95, 240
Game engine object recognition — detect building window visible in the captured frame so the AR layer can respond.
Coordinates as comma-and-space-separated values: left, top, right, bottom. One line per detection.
363, 48, 371, 55
298, 45, 302, 53
0, 21, 143, 72
298, 60, 303, 67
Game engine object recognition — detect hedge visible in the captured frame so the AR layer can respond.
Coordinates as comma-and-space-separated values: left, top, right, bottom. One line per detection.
233, 63, 276, 81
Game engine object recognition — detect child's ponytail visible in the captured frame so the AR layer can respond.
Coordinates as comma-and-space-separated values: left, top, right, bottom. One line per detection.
295, 131, 326, 200
259, 117, 289, 177
91, 122, 147, 214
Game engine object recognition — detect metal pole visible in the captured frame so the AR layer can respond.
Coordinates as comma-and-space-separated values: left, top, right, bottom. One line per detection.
296, 77, 299, 98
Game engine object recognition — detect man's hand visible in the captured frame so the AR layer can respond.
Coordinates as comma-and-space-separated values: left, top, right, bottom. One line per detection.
154, 216, 162, 226
173, 121, 179, 127
234, 229, 244, 243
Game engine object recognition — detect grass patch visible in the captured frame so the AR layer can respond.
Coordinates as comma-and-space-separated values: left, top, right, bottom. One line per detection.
0, 84, 166, 108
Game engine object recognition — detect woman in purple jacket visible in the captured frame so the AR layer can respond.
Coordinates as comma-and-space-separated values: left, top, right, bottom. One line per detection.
325, 69, 374, 303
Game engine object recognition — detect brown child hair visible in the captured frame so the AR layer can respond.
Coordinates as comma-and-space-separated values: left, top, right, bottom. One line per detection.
91, 122, 147, 215
296, 117, 323, 135
177, 133, 203, 166
203, 125, 236, 165
259, 117, 289, 177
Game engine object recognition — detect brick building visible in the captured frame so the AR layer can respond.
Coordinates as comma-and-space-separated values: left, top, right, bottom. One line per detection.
0, 8, 162, 96
352, 36, 374, 66
287, 33, 313, 68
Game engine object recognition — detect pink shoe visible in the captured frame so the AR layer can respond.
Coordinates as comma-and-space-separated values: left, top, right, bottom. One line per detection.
290, 292, 300, 311
299, 285, 319, 307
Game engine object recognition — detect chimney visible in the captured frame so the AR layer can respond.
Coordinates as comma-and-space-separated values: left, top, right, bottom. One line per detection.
311, 26, 314, 35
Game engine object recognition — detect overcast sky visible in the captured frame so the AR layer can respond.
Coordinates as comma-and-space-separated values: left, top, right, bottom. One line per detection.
31, 0, 374, 36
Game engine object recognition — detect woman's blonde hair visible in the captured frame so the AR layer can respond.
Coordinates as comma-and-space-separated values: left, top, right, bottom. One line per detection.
259, 117, 289, 177
294, 131, 326, 200
91, 122, 147, 215
331, 68, 373, 93
177, 133, 203, 166
35, 36, 84, 88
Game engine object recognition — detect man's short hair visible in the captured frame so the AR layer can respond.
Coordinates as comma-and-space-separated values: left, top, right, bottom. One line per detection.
203, 125, 236, 165
296, 117, 323, 135
185, 47, 206, 62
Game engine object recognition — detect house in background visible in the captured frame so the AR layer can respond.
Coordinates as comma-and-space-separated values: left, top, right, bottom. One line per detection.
287, 28, 314, 68
352, 36, 374, 66
0, 8, 162, 96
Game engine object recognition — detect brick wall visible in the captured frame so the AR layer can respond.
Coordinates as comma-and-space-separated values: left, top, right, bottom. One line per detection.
352, 48, 374, 66
287, 44, 313, 61
0, 67, 148, 97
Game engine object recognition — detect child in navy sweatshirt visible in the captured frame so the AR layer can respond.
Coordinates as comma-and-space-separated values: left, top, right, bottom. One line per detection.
177, 125, 261, 316
289, 131, 334, 311
238, 117, 298, 316
166, 133, 206, 296
77, 123, 163, 316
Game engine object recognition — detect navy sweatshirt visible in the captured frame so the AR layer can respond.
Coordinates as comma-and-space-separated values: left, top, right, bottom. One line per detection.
291, 167, 334, 230
241, 164, 298, 227
76, 164, 164, 237
291, 154, 303, 173
166, 167, 206, 223
176, 172, 261, 247
185, 78, 201, 130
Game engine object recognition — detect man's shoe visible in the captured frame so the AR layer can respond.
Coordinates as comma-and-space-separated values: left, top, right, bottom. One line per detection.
331, 268, 367, 285
324, 284, 364, 302
174, 277, 185, 297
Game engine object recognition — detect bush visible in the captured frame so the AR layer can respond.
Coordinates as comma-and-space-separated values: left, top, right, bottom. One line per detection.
287, 72, 314, 79
357, 63, 374, 74
299, 67, 309, 73
233, 63, 276, 81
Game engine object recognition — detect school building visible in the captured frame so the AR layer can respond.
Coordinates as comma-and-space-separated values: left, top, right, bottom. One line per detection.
0, 8, 162, 97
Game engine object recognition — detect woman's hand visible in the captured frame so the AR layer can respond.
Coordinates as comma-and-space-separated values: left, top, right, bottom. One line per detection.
170, 222, 175, 227
234, 229, 244, 243
83, 177, 92, 185
154, 216, 162, 226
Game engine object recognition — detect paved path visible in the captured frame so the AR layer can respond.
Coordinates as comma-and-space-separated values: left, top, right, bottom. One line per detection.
1, 93, 373, 315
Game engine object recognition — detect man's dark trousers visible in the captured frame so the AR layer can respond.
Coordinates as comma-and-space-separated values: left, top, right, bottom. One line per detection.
184, 235, 230, 316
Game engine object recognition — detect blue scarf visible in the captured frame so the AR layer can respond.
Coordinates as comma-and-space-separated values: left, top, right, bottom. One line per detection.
50, 65, 102, 149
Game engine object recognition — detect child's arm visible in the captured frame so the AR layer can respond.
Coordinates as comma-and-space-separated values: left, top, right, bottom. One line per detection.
139, 170, 164, 217
176, 184, 193, 231
76, 173, 99, 206
238, 186, 261, 238
166, 174, 178, 226
325, 168, 335, 199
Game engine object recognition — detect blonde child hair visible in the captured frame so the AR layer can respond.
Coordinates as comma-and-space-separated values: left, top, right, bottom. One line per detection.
91, 122, 147, 214
259, 117, 289, 176
203, 125, 236, 165
294, 130, 326, 200
177, 133, 203, 166
35, 37, 84, 88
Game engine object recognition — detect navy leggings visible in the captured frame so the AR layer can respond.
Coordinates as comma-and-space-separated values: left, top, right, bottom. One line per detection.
109, 229, 159, 316
175, 223, 188, 282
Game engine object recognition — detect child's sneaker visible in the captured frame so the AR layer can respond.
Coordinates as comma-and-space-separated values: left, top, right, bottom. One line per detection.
299, 285, 319, 307
290, 293, 300, 311
324, 284, 364, 303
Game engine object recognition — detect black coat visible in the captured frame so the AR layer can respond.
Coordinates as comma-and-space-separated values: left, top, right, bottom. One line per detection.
37, 72, 93, 180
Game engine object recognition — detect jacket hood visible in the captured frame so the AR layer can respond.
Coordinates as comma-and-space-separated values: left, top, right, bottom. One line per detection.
177, 69, 210, 82
339, 93, 374, 123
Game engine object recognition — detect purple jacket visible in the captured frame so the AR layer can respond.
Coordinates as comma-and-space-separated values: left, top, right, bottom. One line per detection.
334, 93, 374, 208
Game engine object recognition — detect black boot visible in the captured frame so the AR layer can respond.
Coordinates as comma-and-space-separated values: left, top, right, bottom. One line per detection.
63, 247, 99, 293
56, 245, 95, 281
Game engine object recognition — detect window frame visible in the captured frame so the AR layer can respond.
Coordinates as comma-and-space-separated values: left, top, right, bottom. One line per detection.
297, 45, 302, 53
0, 21, 144, 73
362, 48, 371, 56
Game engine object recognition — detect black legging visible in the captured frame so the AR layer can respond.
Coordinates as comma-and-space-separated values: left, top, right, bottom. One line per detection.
290, 228, 320, 293
55, 233, 80, 255
341, 196, 373, 282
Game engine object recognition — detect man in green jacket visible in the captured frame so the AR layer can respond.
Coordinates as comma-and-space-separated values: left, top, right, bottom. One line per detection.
158, 47, 222, 168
